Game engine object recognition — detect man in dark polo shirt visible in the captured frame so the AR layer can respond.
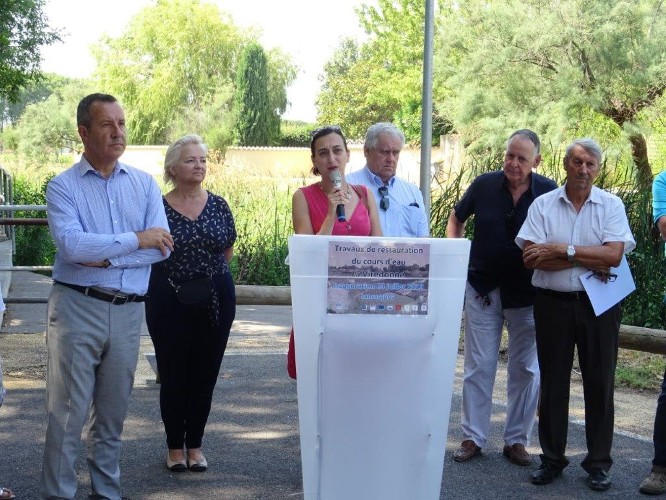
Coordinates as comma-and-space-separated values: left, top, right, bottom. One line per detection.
446, 129, 557, 466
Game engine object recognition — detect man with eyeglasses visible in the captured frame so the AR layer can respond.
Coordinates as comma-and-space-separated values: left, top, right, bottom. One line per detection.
516, 137, 635, 492
446, 129, 556, 468
346, 122, 428, 237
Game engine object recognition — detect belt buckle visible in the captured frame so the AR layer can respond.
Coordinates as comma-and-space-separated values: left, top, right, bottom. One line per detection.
111, 293, 128, 305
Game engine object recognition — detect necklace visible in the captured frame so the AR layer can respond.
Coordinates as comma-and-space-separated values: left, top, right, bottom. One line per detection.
319, 181, 352, 199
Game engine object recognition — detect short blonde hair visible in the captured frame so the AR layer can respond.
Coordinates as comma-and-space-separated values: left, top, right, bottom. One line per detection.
163, 134, 208, 184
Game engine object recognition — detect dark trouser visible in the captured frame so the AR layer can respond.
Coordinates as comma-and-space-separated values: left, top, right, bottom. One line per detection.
146, 270, 236, 450
653, 367, 666, 467
534, 290, 620, 473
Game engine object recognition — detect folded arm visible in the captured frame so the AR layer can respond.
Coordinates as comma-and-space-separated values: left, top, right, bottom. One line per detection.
47, 176, 172, 268
522, 240, 624, 273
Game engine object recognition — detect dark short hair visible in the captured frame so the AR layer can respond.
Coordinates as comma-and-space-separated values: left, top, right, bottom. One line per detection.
508, 129, 541, 156
77, 93, 118, 127
309, 125, 348, 175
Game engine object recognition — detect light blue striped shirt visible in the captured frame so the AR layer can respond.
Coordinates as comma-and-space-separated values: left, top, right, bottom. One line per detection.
47, 157, 170, 295
346, 165, 429, 237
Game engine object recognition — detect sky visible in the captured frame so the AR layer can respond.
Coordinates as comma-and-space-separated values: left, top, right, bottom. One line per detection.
40, 0, 373, 122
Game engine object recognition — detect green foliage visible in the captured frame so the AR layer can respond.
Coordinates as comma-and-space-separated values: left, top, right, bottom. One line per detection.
0, 0, 61, 103
277, 120, 314, 147
93, 0, 242, 144
93, 0, 295, 147
233, 43, 275, 146
2, 76, 93, 162
621, 188, 666, 328
11, 172, 55, 266
316, 1, 448, 142
437, 0, 666, 187
168, 86, 236, 152
204, 174, 291, 286
0, 73, 64, 129
265, 48, 297, 131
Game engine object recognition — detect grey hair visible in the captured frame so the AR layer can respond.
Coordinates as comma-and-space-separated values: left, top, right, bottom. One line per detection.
507, 129, 541, 156
163, 134, 208, 184
364, 122, 405, 150
564, 138, 603, 165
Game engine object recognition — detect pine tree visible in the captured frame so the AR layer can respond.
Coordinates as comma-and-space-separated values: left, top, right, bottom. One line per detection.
234, 43, 275, 146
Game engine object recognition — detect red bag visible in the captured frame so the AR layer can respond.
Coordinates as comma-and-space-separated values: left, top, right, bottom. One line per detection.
287, 327, 297, 379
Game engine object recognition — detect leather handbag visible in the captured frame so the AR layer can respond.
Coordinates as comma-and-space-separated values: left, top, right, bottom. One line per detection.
171, 276, 213, 305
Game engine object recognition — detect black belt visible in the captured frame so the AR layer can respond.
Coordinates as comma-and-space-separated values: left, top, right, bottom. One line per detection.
55, 281, 146, 305
537, 287, 588, 300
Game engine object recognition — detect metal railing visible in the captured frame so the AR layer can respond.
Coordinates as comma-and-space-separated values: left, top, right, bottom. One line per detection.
0, 172, 663, 355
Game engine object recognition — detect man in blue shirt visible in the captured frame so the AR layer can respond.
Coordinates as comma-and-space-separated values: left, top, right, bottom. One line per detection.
446, 129, 557, 467
41, 93, 173, 499
346, 122, 428, 237
639, 171, 666, 495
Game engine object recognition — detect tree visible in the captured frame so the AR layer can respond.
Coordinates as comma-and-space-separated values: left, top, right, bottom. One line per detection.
93, 0, 295, 147
0, 0, 61, 104
437, 0, 666, 187
316, 38, 399, 139
93, 0, 245, 145
168, 84, 236, 152
2, 76, 93, 162
316, 0, 449, 142
265, 48, 297, 142
233, 42, 274, 146
1, 73, 73, 130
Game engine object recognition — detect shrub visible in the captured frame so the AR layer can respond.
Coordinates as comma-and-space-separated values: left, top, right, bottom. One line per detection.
204, 174, 293, 286
11, 172, 55, 266
277, 120, 314, 147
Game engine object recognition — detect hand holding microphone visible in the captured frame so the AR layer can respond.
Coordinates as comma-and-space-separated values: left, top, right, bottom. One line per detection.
329, 171, 346, 222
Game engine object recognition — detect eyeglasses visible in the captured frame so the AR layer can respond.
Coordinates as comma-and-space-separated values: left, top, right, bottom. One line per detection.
378, 186, 389, 211
586, 270, 618, 283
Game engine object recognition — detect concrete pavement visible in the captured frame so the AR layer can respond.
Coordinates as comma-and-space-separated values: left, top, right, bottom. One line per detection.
0, 271, 660, 499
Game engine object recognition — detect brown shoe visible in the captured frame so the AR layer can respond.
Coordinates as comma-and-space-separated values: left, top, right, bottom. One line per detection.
454, 439, 481, 462
503, 443, 531, 466
639, 465, 666, 495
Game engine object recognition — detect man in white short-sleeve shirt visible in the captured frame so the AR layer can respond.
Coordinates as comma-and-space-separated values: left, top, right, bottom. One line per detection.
515, 137, 635, 492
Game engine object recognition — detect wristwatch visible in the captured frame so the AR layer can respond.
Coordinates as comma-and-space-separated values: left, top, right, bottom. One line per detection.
567, 245, 576, 262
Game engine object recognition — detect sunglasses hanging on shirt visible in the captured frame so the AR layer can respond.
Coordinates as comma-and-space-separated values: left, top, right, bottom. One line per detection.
378, 186, 390, 211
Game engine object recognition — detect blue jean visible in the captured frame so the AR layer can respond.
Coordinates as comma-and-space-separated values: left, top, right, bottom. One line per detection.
653, 367, 666, 467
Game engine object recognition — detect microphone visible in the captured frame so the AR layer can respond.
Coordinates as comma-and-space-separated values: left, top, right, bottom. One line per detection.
329, 171, 346, 222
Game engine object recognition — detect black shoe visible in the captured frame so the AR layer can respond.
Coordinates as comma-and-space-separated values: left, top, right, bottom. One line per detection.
587, 468, 611, 491
531, 463, 562, 485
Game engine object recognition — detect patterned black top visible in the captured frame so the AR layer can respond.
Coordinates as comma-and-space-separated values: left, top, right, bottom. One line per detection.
157, 191, 236, 281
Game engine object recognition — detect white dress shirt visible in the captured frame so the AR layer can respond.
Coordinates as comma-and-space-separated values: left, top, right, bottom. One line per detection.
515, 185, 635, 292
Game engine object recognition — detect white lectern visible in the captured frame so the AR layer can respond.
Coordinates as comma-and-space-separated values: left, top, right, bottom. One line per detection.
289, 235, 470, 500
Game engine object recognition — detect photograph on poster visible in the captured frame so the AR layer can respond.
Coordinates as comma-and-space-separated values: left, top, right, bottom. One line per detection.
327, 241, 430, 315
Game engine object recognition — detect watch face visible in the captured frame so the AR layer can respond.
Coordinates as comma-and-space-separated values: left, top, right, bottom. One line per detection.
567, 245, 575, 259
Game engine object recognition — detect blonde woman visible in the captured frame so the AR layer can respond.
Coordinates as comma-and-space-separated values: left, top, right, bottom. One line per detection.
145, 135, 236, 472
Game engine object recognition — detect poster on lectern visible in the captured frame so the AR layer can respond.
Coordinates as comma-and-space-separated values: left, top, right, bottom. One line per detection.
327, 240, 430, 315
